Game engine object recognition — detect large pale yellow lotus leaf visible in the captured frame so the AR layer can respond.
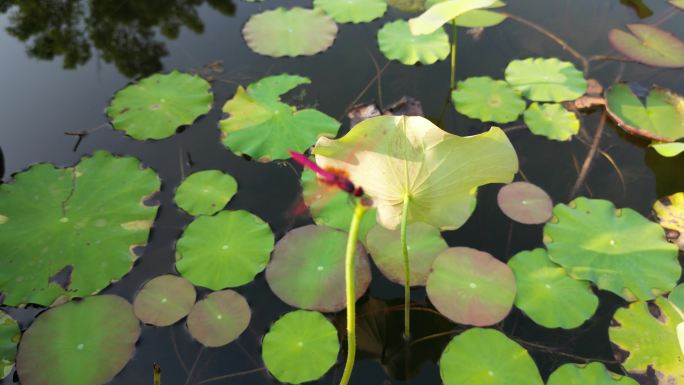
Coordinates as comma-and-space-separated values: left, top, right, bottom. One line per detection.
408, 0, 496, 35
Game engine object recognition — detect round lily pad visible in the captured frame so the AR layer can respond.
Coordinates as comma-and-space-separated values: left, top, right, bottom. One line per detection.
548, 362, 638, 385
186, 290, 250, 347
0, 311, 19, 379
440, 328, 544, 385
508, 249, 598, 329
106, 71, 213, 140
451, 76, 526, 124
426, 247, 516, 326
497, 181, 553, 224
313, 0, 387, 23
16, 295, 140, 385
0, 150, 160, 306
242, 7, 338, 57
133, 275, 196, 326
266, 225, 371, 312
175, 210, 275, 290
174, 170, 238, 216
609, 24, 684, 68
653, 192, 684, 250
505, 57, 587, 102
366, 222, 448, 286
609, 296, 684, 382
262, 310, 339, 384
377, 20, 450, 65
523, 102, 580, 141
544, 197, 680, 301
219, 74, 340, 162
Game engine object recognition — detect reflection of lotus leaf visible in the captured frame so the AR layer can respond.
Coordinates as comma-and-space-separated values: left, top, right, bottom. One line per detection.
653, 192, 684, 250
313, 115, 518, 230
313, 0, 387, 23
440, 328, 543, 385
133, 275, 196, 327
547, 362, 639, 385
174, 170, 238, 216
219, 74, 340, 162
452, 76, 526, 124
377, 20, 450, 65
497, 182, 553, 224
505, 57, 587, 102
0, 311, 19, 379
408, 0, 496, 35
16, 295, 140, 385
609, 296, 684, 383
523, 102, 580, 141
609, 24, 684, 68
426, 0, 507, 28
0, 151, 160, 306
186, 290, 250, 347
544, 197, 680, 301
106, 71, 213, 140
508, 249, 598, 329
262, 310, 339, 384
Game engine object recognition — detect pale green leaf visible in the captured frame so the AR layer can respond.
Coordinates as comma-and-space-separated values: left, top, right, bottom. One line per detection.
408, 0, 496, 35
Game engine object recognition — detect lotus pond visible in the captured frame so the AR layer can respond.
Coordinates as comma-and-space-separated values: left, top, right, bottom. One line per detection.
1, 0, 684, 385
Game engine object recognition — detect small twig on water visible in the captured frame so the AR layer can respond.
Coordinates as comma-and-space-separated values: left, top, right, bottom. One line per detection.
170, 327, 189, 374
365, 48, 385, 110
339, 61, 391, 121
570, 111, 608, 198
64, 123, 108, 152
194, 367, 267, 385
515, 338, 619, 365
184, 347, 204, 385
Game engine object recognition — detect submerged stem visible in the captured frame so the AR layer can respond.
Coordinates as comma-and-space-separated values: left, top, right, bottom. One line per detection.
339, 199, 369, 385
450, 19, 458, 89
401, 194, 411, 340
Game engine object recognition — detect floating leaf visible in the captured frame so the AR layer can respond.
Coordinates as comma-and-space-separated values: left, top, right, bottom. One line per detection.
133, 275, 196, 326
408, 0, 496, 35
106, 71, 213, 140
175, 210, 274, 290
262, 310, 339, 384
219, 74, 340, 162
451, 76, 525, 124
672, 0, 684, 10
0, 311, 19, 379
366, 222, 447, 286
313, 115, 518, 230
174, 170, 237, 216
544, 197, 680, 301
605, 83, 684, 142
653, 192, 684, 250
508, 249, 598, 329
610, 296, 684, 382
16, 295, 140, 385
377, 20, 450, 65
186, 290, 250, 347
497, 182, 553, 224
313, 0, 387, 23
440, 328, 543, 385
387, 0, 426, 13
427, 247, 516, 326
609, 24, 684, 68
426, 0, 507, 28
242, 7, 338, 57
0, 151, 160, 306
523, 102, 580, 141
266, 225, 371, 312
505, 57, 587, 102
547, 362, 639, 385
652, 142, 684, 157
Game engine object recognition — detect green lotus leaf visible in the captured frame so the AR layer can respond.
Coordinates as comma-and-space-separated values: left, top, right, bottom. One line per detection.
175, 210, 275, 290
609, 24, 684, 68
133, 275, 196, 327
652, 142, 684, 157
242, 7, 338, 57
672, 0, 684, 10
186, 290, 251, 347
426, 0, 507, 28
440, 328, 544, 385
605, 83, 684, 142
669, 283, 684, 310
653, 192, 684, 250
262, 310, 339, 384
301, 167, 377, 241
508, 249, 598, 329
313, 0, 387, 23
0, 311, 19, 379
408, 0, 496, 35
497, 182, 553, 224
377, 20, 450, 65
266, 225, 371, 312
387, 0, 426, 13
16, 295, 140, 385
543, 197, 680, 301
451, 76, 526, 124
427, 247, 516, 326
505, 57, 588, 102
174, 170, 238, 216
313, 115, 518, 231
366, 222, 447, 286
106, 71, 213, 140
0, 151, 160, 306
547, 362, 639, 385
219, 74, 340, 162
523, 102, 580, 141
609, 296, 684, 382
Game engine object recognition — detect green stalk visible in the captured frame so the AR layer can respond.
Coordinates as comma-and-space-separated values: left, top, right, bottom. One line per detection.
339, 199, 369, 385
401, 193, 411, 340
153, 363, 161, 385
450, 18, 458, 89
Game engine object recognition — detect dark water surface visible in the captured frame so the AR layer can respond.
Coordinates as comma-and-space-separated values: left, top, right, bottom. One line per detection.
1, 0, 684, 384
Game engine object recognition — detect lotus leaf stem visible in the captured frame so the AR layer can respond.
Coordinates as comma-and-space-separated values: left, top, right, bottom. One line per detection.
401, 193, 411, 340
450, 19, 458, 89
153, 363, 161, 385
